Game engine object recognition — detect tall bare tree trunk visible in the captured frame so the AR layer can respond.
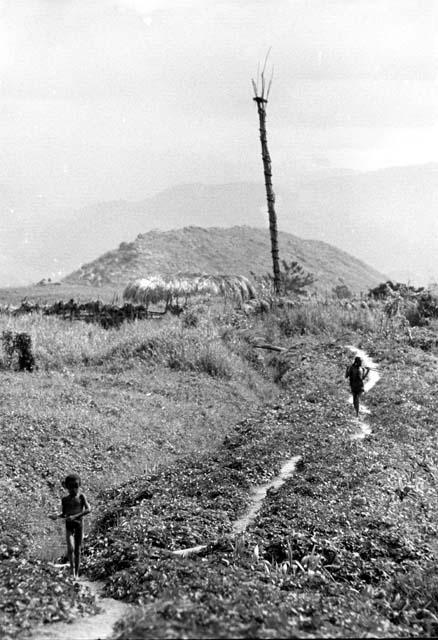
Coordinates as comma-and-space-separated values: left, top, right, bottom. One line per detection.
254, 96, 281, 294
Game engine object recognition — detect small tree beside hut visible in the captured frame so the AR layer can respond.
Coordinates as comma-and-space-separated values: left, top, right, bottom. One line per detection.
250, 260, 316, 312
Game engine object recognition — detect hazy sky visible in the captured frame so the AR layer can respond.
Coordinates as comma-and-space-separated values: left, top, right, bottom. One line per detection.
1, 0, 437, 207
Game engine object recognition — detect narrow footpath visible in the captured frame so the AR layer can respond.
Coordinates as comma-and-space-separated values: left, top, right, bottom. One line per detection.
32, 579, 132, 640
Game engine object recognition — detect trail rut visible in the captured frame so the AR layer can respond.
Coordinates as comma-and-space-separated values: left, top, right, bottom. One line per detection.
32, 579, 132, 640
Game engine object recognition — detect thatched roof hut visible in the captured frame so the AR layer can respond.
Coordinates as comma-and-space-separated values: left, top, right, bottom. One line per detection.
123, 273, 256, 307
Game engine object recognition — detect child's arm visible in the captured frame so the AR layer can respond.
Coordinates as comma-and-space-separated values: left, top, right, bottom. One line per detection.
363, 367, 370, 379
345, 365, 350, 379
49, 497, 66, 521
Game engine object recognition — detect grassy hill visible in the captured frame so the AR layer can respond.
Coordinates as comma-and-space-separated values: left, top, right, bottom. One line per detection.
3, 166, 438, 287
64, 225, 385, 293
4, 167, 438, 287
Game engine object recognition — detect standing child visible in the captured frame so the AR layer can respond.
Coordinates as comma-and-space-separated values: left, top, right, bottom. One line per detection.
346, 356, 370, 417
50, 473, 91, 578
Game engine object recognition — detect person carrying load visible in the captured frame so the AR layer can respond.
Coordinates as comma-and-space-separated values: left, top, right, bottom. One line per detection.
346, 356, 370, 417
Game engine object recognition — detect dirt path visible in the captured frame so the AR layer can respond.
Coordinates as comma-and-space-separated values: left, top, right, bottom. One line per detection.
32, 579, 132, 640
176, 345, 381, 556
232, 455, 302, 534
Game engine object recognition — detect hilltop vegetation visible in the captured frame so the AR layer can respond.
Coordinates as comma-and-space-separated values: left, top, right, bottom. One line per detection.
64, 226, 385, 293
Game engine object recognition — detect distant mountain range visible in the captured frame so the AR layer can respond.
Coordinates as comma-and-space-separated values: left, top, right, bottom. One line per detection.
64, 225, 385, 293
1, 163, 437, 287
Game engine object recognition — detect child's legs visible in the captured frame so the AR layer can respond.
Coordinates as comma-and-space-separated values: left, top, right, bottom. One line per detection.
65, 529, 75, 572
73, 524, 83, 575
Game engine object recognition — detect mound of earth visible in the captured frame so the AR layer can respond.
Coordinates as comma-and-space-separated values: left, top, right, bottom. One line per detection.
64, 226, 385, 293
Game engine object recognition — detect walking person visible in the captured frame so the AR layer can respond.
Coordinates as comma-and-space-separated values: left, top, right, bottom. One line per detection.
346, 356, 370, 417
50, 473, 91, 578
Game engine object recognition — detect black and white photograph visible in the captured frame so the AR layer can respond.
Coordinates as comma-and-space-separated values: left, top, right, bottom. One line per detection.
1, 1, 438, 638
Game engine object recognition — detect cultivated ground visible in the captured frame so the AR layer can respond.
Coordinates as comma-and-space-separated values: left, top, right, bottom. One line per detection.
1, 296, 438, 638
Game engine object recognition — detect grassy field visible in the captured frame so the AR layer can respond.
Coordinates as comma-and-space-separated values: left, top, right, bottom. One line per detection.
1, 296, 438, 637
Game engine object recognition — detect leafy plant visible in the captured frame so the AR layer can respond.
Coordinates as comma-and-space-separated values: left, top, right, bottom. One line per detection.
1, 330, 35, 371
14, 333, 35, 371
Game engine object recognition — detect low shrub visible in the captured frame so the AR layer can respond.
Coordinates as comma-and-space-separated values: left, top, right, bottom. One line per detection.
382, 564, 438, 633
181, 307, 200, 328
333, 284, 353, 299
1, 330, 35, 371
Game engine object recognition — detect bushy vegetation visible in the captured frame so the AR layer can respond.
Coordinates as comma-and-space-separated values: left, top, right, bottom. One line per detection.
276, 299, 380, 337
368, 280, 438, 327
3, 288, 438, 637
1, 331, 35, 371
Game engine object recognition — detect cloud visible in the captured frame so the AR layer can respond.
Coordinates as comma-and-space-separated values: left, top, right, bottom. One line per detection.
0, 0, 438, 206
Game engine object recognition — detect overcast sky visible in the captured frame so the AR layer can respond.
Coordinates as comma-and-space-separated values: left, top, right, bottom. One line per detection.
1, 0, 437, 208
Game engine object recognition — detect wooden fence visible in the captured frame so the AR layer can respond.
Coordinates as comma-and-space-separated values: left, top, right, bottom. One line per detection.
0, 299, 179, 328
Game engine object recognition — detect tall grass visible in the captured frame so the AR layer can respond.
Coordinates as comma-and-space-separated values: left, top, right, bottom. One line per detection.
0, 314, 117, 368
0, 314, 245, 380
255, 299, 387, 340
0, 299, 391, 378
286, 300, 382, 335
